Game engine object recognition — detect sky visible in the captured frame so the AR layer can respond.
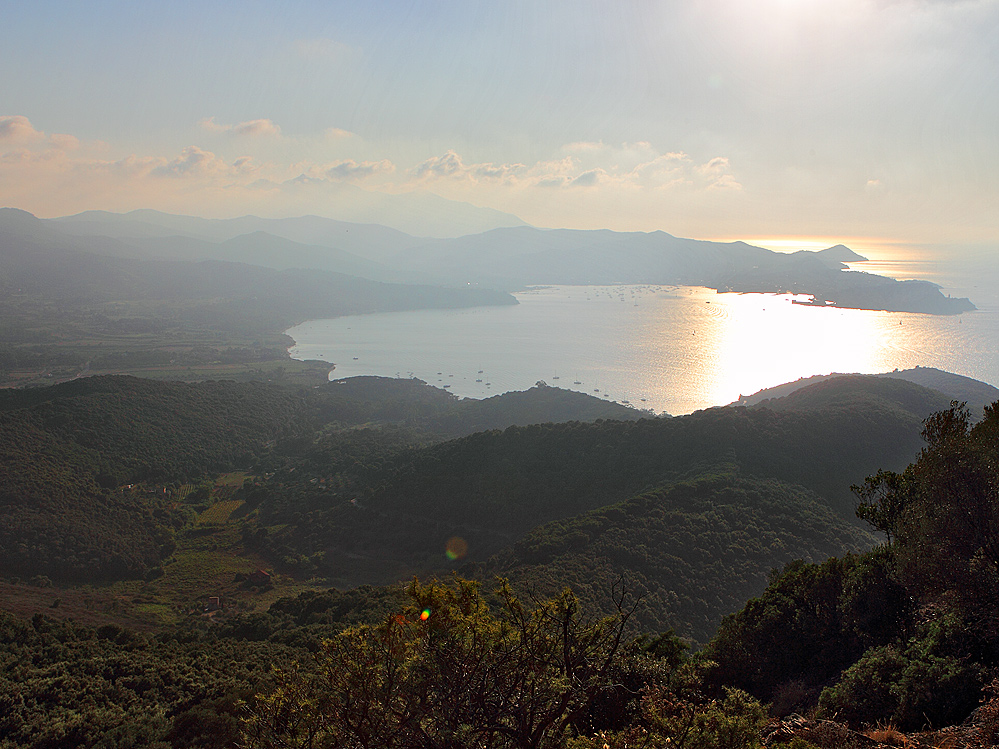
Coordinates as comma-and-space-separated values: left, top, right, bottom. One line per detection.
1, 0, 997, 245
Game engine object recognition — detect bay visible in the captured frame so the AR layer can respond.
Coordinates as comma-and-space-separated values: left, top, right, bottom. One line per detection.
288, 274, 999, 416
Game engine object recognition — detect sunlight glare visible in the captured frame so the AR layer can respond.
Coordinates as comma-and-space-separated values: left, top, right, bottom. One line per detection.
707, 292, 886, 405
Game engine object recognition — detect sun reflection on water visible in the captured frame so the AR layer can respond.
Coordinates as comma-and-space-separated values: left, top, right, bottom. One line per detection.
704, 292, 889, 406
288, 281, 997, 416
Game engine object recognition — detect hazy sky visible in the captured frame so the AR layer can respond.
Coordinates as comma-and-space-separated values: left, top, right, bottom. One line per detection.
1, 0, 997, 244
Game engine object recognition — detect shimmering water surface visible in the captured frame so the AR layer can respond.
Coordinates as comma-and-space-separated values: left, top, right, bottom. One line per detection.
288, 254, 999, 416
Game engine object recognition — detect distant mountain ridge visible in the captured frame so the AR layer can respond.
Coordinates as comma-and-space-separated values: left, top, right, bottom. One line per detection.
0, 208, 514, 318
19, 208, 974, 314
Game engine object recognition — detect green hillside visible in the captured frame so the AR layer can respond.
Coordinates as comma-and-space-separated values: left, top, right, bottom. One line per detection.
0, 376, 643, 583
483, 471, 876, 643
705, 401, 999, 730
242, 376, 939, 588
1, 377, 998, 747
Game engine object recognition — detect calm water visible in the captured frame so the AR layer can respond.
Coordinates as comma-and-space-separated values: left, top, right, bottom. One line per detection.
288, 253, 999, 416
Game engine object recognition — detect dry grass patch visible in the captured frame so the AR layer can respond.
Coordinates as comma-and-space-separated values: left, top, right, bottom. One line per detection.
864, 724, 911, 747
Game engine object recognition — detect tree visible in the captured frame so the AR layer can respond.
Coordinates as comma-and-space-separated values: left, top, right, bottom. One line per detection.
242, 577, 638, 749
853, 468, 914, 544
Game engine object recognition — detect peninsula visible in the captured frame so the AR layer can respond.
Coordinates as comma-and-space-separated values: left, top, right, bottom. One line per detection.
40, 210, 976, 315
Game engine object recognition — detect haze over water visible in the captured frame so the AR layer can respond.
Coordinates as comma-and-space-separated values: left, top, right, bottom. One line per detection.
288, 251, 999, 416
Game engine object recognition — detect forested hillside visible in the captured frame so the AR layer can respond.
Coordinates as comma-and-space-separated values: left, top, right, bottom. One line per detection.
736, 366, 999, 415
705, 401, 999, 731
0, 376, 637, 583
2, 372, 998, 747
482, 472, 875, 642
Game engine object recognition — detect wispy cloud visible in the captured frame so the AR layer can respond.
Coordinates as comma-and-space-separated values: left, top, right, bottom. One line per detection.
199, 117, 282, 137
48, 133, 80, 151
409, 146, 740, 193
412, 150, 528, 183
568, 169, 607, 188
150, 147, 259, 179
0, 115, 81, 153
325, 127, 356, 140
0, 116, 749, 234
695, 157, 742, 190
325, 158, 394, 181
561, 140, 608, 154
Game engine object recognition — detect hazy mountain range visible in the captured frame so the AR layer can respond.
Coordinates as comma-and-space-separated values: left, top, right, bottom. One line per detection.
0, 208, 971, 314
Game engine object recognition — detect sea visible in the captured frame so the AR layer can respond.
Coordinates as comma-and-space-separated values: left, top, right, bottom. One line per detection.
287, 246, 999, 416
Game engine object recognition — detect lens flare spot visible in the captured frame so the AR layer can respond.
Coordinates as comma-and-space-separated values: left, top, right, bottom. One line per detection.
445, 536, 468, 561
420, 608, 431, 621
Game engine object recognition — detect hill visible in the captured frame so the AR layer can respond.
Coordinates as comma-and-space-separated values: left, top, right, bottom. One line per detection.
3, 373, 998, 745
0, 376, 640, 583
0, 209, 514, 318
482, 471, 876, 643
735, 367, 999, 414
704, 400, 999, 731
248, 379, 939, 588
394, 227, 972, 313
748, 374, 956, 419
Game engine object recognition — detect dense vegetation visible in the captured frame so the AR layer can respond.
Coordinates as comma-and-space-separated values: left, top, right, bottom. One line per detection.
706, 401, 999, 731
2, 370, 998, 747
0, 583, 409, 749
1, 373, 938, 588
230, 375, 946, 596
0, 376, 641, 583
239, 398, 999, 746
483, 472, 874, 642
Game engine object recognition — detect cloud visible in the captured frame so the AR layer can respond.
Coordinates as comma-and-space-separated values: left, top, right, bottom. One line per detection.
325, 127, 356, 139
0, 149, 41, 164
407, 146, 741, 194
694, 156, 742, 190
199, 117, 282, 137
413, 150, 467, 179
48, 133, 80, 151
569, 169, 606, 188
531, 159, 578, 188
247, 178, 283, 191
151, 146, 257, 178
412, 150, 529, 183
0, 117, 751, 236
708, 174, 742, 190
631, 153, 691, 183
562, 140, 608, 154
561, 141, 660, 171
0, 115, 45, 143
326, 158, 394, 181
471, 162, 527, 180
696, 156, 731, 175
103, 154, 168, 178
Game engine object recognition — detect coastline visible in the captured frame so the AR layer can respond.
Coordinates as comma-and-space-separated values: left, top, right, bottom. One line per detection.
284, 284, 999, 416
